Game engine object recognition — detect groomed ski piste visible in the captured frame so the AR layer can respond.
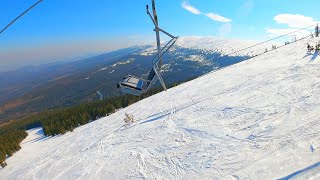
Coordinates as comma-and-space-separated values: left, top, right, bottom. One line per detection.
1, 37, 320, 180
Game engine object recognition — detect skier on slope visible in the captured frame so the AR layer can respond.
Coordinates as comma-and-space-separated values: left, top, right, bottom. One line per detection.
307, 43, 311, 52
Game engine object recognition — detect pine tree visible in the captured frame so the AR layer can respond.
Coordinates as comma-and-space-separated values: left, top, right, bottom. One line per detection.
0, 146, 6, 164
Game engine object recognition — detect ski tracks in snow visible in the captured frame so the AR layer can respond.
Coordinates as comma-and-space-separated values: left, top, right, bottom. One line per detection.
2, 37, 320, 179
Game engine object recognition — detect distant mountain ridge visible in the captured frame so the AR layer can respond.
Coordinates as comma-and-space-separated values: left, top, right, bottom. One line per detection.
0, 36, 271, 123
140, 36, 269, 57
0, 45, 151, 104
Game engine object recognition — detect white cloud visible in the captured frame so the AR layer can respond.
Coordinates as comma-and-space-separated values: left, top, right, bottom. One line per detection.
181, 1, 232, 24
219, 23, 232, 36
266, 14, 318, 40
181, 2, 201, 15
274, 14, 319, 28
206, 13, 232, 23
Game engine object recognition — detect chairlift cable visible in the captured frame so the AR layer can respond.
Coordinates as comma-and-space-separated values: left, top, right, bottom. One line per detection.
210, 23, 317, 60
163, 27, 315, 80
0, 0, 44, 35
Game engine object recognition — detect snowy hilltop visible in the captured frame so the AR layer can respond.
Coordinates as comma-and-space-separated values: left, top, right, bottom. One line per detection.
139, 36, 275, 57
1, 37, 320, 179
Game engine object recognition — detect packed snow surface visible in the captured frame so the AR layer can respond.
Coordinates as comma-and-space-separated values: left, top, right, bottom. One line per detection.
1, 38, 320, 180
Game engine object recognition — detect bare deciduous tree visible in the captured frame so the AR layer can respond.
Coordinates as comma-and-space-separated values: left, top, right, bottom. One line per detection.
124, 113, 134, 125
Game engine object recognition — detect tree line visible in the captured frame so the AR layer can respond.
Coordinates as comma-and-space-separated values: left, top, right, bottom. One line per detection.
0, 81, 184, 167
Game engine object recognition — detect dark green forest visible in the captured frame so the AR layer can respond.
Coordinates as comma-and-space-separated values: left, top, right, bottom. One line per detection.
0, 82, 183, 167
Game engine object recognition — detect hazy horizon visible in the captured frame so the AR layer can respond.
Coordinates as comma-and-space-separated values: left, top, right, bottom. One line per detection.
1, 0, 320, 71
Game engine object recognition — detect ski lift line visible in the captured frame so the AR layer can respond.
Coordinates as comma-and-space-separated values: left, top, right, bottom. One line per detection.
201, 33, 314, 76
164, 24, 317, 80
0, 0, 44, 35
203, 34, 313, 75
209, 23, 317, 61
163, 33, 313, 80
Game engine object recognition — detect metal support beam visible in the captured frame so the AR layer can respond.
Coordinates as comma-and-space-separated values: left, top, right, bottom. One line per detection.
151, 0, 163, 68
145, 0, 178, 91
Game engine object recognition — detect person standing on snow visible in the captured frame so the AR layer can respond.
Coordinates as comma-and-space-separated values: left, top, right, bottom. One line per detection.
307, 43, 311, 51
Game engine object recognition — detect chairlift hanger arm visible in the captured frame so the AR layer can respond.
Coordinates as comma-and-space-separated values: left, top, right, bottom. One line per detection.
151, 38, 174, 64
119, 0, 178, 96
148, 38, 178, 91
153, 64, 167, 91
146, 6, 177, 40
146, 7, 159, 29
152, 37, 178, 65
158, 28, 177, 39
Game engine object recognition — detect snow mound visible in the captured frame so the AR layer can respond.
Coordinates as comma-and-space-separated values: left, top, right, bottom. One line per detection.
1, 37, 320, 180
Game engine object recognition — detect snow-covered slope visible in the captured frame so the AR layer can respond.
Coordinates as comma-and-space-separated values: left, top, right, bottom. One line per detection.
1, 37, 320, 180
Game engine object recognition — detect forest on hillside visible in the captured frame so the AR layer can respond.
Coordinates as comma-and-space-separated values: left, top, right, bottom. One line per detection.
0, 82, 184, 167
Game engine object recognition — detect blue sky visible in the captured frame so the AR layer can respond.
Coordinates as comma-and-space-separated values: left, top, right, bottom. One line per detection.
0, 0, 320, 71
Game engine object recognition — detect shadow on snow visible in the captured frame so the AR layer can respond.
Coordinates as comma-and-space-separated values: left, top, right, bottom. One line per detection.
277, 162, 320, 180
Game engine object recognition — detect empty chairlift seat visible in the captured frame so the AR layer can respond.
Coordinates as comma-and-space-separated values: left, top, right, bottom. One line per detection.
117, 0, 178, 96
117, 75, 150, 96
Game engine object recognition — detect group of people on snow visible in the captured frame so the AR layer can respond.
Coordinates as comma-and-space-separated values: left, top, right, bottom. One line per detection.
306, 24, 320, 52
307, 42, 320, 52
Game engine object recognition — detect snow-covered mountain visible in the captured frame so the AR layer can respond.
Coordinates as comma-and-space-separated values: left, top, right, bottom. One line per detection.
139, 36, 273, 57
1, 36, 265, 123
2, 37, 319, 180
174, 36, 271, 56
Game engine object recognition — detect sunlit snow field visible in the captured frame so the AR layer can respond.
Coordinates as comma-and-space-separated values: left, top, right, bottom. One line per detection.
1, 37, 320, 180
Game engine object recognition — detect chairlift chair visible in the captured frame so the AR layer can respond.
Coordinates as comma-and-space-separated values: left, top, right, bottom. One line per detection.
117, 75, 149, 96
117, 0, 178, 96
